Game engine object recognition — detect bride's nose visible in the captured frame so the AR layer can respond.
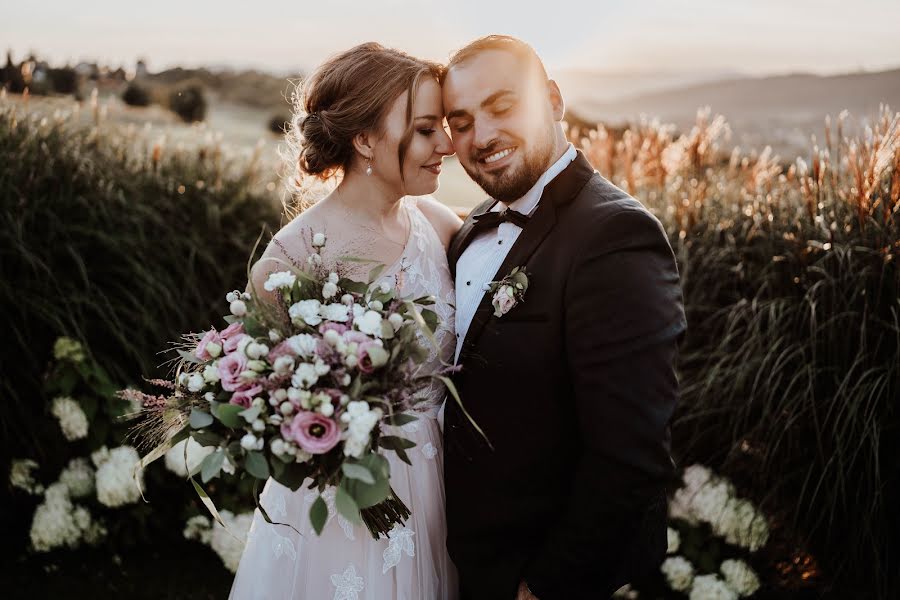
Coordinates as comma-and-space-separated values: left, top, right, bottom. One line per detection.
436, 127, 455, 157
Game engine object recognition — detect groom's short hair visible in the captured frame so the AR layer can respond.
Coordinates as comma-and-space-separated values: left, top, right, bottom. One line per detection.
442, 35, 549, 84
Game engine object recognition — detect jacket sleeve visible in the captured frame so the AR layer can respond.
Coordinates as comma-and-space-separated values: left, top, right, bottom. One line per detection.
524, 207, 686, 598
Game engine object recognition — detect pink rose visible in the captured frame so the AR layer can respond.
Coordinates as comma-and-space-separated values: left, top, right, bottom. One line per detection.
220, 322, 244, 340
492, 287, 517, 317
342, 330, 371, 345
356, 340, 382, 374
267, 340, 295, 362
194, 329, 222, 361
229, 384, 262, 407
223, 333, 251, 355
218, 352, 249, 391
286, 411, 340, 454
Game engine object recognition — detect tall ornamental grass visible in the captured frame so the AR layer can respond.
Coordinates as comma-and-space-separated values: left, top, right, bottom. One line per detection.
573, 107, 899, 597
0, 101, 281, 466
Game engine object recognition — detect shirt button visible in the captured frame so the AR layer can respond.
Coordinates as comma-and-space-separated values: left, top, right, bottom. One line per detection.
466, 281, 471, 286
497, 240, 503, 245
456, 333, 460, 338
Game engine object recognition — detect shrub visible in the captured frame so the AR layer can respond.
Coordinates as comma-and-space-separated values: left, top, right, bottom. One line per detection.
48, 67, 79, 95
168, 82, 207, 122
267, 113, 291, 134
121, 81, 151, 107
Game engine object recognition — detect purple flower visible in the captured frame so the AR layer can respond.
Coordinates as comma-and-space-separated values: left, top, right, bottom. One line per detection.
218, 352, 248, 392
229, 384, 262, 407
194, 329, 222, 360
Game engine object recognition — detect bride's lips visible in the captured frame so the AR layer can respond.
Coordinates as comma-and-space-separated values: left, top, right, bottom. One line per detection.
422, 162, 442, 175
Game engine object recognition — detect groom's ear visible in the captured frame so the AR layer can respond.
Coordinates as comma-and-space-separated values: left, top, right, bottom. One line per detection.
546, 79, 565, 122
351, 131, 375, 161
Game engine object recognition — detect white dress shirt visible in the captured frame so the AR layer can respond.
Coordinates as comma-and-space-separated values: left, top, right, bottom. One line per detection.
454, 143, 577, 363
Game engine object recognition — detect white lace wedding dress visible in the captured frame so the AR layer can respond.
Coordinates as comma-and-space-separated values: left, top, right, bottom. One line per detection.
228, 197, 459, 600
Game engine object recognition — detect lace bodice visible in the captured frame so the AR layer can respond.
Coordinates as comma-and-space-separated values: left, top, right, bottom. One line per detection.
377, 197, 456, 407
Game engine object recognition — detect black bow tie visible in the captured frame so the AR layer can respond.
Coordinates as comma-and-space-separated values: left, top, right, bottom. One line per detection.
472, 207, 531, 231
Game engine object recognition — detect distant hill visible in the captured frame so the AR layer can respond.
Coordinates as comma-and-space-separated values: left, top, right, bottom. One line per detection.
575, 68, 900, 124
145, 67, 299, 111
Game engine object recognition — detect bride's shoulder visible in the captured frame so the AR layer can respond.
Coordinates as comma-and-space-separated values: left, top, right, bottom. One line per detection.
247, 207, 327, 300
409, 195, 463, 249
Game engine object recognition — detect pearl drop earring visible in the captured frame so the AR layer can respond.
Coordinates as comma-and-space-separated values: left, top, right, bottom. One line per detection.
365, 158, 373, 176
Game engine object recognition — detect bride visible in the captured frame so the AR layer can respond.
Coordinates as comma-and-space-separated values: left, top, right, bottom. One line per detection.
228, 43, 462, 599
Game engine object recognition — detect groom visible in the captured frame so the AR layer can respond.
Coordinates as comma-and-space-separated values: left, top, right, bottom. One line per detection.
441, 36, 687, 599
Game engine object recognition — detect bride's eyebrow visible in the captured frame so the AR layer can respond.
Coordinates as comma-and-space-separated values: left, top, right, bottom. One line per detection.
415, 115, 440, 121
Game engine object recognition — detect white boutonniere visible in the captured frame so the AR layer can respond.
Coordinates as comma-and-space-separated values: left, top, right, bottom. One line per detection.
486, 266, 530, 317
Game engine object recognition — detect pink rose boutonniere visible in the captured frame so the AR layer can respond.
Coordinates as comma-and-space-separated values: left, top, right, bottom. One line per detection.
487, 266, 530, 317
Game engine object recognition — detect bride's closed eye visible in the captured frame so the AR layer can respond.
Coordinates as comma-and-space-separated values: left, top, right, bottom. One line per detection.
418, 128, 437, 137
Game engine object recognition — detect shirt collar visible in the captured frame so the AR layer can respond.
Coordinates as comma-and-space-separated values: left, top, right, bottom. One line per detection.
498, 142, 577, 216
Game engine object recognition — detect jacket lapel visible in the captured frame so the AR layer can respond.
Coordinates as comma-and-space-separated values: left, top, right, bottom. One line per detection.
448, 197, 498, 278
457, 151, 596, 360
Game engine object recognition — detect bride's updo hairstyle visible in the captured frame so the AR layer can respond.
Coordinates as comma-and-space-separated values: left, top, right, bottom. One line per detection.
288, 42, 442, 181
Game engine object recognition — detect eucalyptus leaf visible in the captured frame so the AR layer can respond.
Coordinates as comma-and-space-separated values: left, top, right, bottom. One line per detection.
244, 450, 270, 480
192, 430, 222, 447
336, 484, 363, 524
341, 463, 375, 484
388, 413, 418, 426
212, 403, 244, 428
200, 449, 225, 483
190, 408, 214, 429
310, 495, 328, 535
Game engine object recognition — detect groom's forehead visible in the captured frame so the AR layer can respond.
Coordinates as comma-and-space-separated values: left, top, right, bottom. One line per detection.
442, 51, 526, 109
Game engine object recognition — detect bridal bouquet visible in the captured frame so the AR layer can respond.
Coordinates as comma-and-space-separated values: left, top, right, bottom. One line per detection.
120, 233, 479, 539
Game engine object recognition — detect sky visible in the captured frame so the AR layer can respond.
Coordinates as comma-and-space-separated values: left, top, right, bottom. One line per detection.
3, 0, 900, 76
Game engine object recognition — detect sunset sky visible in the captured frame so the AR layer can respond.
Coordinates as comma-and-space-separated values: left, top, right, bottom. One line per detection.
4, 0, 900, 76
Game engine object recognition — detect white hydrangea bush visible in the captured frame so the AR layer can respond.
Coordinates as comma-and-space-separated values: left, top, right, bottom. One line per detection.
183, 510, 253, 573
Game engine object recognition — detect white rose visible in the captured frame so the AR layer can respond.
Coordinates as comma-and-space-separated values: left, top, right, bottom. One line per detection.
187, 372, 205, 393
229, 300, 247, 317
318, 402, 334, 417
312, 232, 326, 247
322, 281, 338, 299
280, 401, 295, 415
289, 299, 322, 326
263, 271, 296, 292
354, 310, 384, 337
320, 303, 350, 322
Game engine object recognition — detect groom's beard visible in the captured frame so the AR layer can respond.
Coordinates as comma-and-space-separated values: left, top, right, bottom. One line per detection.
463, 138, 555, 203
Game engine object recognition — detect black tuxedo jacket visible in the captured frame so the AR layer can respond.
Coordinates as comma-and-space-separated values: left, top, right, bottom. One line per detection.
443, 151, 686, 600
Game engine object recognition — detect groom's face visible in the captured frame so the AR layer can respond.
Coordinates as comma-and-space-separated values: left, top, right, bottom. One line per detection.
443, 49, 561, 202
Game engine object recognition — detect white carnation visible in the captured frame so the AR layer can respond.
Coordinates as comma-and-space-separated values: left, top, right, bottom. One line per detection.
51, 396, 89, 441
165, 438, 215, 478
263, 271, 296, 292
58, 457, 95, 498
354, 309, 384, 337
683, 464, 713, 492
690, 480, 734, 526
718, 498, 769, 551
689, 574, 738, 600
320, 302, 350, 322
720, 559, 761, 597
273, 355, 295, 376
10, 458, 44, 495
287, 333, 318, 358
661, 555, 695, 592
289, 299, 322, 326
322, 281, 338, 299
341, 400, 383, 458
95, 446, 143, 507
292, 362, 320, 389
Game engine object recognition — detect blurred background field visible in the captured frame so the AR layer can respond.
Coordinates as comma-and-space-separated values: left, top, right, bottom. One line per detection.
2, 2, 900, 599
